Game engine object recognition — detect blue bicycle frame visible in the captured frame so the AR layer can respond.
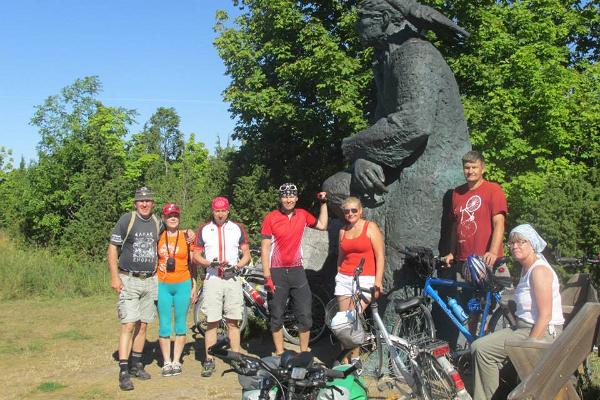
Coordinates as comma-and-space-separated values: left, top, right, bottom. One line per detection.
423, 277, 502, 344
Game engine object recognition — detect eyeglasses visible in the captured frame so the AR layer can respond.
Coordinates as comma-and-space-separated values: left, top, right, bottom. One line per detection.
165, 214, 179, 219
508, 239, 529, 247
343, 208, 359, 215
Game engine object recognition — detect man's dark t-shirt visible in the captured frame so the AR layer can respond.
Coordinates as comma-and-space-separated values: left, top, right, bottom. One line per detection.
110, 213, 160, 273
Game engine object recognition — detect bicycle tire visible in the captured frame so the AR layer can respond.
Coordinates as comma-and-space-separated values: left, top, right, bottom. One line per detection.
392, 303, 436, 342
193, 286, 249, 336
339, 332, 383, 378
416, 352, 456, 400
487, 307, 512, 333
384, 338, 420, 394
282, 292, 327, 344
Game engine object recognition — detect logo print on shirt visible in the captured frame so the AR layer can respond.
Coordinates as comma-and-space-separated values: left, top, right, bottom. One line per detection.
459, 195, 481, 240
133, 236, 156, 263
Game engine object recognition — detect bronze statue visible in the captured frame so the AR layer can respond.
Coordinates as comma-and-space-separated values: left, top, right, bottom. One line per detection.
323, 0, 471, 292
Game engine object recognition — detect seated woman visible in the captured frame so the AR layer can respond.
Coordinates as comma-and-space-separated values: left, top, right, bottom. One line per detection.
157, 203, 197, 377
471, 224, 564, 399
335, 196, 384, 362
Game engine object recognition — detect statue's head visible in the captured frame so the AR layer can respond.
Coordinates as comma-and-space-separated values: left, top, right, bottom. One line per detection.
357, 0, 408, 46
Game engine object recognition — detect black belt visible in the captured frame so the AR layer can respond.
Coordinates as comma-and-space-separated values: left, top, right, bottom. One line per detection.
119, 269, 156, 279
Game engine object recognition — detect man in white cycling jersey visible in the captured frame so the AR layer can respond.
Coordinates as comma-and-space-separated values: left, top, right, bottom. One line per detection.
193, 197, 251, 377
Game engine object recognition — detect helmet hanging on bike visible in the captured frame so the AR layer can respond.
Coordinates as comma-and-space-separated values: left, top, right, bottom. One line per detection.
464, 255, 489, 289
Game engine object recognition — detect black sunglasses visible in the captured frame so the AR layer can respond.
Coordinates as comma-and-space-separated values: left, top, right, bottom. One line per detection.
343, 208, 359, 215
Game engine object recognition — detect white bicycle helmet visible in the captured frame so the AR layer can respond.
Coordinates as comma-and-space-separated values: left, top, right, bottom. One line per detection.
464, 255, 489, 289
279, 182, 298, 197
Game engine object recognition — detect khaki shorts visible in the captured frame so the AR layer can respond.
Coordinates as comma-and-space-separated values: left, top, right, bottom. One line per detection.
117, 274, 158, 324
201, 276, 243, 323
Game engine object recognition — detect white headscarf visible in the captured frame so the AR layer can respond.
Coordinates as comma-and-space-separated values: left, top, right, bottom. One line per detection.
510, 224, 548, 262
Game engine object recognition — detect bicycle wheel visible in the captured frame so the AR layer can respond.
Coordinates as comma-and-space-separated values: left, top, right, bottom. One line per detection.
487, 307, 512, 333
392, 303, 435, 342
193, 287, 248, 336
416, 352, 456, 400
282, 292, 327, 344
339, 332, 383, 378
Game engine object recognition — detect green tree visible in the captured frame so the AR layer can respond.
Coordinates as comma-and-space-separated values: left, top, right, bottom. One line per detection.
214, 0, 373, 204
24, 78, 135, 248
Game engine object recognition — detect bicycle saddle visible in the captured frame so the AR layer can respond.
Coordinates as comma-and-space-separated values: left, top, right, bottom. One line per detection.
394, 296, 425, 313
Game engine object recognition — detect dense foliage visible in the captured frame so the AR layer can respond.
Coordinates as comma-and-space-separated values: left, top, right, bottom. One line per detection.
215, 0, 599, 259
0, 0, 598, 274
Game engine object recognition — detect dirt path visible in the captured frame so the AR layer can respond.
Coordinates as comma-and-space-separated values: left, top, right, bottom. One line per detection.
0, 296, 398, 400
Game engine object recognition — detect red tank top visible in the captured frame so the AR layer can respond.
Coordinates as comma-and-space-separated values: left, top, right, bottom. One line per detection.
339, 221, 376, 276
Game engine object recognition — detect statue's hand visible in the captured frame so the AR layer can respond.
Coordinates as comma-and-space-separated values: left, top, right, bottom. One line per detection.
353, 159, 388, 194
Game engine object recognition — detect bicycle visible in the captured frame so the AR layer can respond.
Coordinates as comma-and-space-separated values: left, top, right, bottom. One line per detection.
208, 338, 367, 399
327, 259, 471, 400
392, 247, 516, 354
193, 264, 327, 345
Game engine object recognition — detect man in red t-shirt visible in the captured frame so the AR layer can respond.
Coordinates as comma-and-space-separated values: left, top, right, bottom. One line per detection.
441, 151, 507, 344
444, 150, 508, 267
261, 183, 328, 354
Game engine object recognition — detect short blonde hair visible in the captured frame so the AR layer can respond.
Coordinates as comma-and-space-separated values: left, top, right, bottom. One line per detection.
341, 196, 362, 209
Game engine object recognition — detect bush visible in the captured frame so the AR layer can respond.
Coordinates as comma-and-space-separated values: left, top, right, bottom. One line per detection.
0, 232, 110, 300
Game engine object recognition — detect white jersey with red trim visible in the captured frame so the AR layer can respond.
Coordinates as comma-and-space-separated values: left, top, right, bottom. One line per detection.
196, 220, 249, 278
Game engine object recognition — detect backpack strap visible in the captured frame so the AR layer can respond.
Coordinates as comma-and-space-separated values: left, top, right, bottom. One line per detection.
151, 214, 161, 237
122, 211, 137, 246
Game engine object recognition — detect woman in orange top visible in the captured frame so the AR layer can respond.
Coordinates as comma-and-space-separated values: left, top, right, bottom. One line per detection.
336, 196, 385, 361
157, 203, 197, 377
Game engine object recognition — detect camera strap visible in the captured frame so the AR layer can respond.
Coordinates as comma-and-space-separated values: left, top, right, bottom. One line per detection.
164, 230, 180, 259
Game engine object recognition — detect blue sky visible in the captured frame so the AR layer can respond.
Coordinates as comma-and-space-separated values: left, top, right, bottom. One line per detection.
0, 0, 241, 165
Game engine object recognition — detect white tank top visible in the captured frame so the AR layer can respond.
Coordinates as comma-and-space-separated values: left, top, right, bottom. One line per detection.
514, 259, 564, 325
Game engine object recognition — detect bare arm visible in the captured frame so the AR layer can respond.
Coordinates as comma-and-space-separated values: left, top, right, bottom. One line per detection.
107, 244, 123, 293
483, 213, 505, 266
313, 201, 328, 231
261, 238, 272, 278
192, 248, 213, 268
529, 264, 554, 338
237, 243, 251, 268
336, 228, 345, 270
368, 223, 385, 289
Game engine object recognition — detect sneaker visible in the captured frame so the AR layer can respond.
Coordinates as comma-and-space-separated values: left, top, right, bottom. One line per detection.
161, 362, 173, 377
171, 361, 182, 376
201, 359, 215, 377
119, 371, 134, 391
351, 358, 363, 376
130, 362, 151, 380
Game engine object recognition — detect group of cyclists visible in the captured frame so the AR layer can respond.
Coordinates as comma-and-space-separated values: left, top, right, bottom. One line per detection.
108, 150, 566, 400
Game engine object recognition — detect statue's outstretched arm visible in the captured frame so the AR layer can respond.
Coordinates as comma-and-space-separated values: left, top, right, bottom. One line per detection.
386, 0, 470, 40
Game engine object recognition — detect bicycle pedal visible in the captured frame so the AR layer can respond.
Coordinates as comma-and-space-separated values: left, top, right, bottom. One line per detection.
376, 378, 394, 392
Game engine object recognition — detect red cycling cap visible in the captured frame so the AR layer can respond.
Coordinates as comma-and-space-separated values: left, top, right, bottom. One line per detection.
162, 203, 181, 216
211, 197, 230, 210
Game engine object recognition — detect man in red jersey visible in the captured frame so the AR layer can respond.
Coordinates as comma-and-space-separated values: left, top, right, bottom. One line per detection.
261, 183, 328, 354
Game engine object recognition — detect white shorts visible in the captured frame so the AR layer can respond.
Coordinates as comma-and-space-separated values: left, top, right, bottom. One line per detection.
334, 273, 375, 299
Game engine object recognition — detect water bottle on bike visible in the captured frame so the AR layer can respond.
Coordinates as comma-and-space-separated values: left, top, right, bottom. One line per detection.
448, 297, 469, 325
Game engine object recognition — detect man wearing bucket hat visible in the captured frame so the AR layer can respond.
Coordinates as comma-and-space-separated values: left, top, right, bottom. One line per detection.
193, 196, 251, 377
261, 183, 328, 355
108, 187, 162, 391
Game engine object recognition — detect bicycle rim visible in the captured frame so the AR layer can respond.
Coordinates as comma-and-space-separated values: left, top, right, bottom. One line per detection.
416, 352, 456, 400
282, 292, 327, 344
488, 307, 510, 334
193, 287, 232, 337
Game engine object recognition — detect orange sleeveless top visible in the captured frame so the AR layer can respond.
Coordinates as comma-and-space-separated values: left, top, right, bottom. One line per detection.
339, 221, 376, 276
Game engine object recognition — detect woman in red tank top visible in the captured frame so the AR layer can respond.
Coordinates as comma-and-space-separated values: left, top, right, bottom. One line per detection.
334, 196, 384, 361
